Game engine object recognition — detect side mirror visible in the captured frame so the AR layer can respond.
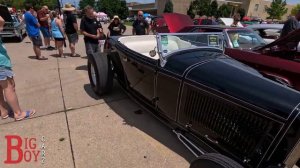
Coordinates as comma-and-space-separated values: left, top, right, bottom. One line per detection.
149, 50, 156, 57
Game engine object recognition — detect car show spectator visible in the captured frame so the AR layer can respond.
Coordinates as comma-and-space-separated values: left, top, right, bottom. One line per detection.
63, 3, 80, 57
24, 3, 47, 60
37, 6, 55, 50
280, 10, 300, 38
0, 16, 35, 121
108, 15, 126, 36
231, 14, 241, 27
80, 5, 103, 57
132, 11, 150, 35
50, 11, 65, 58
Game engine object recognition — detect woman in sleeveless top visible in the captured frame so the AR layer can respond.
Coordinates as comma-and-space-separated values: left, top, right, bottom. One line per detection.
50, 11, 65, 57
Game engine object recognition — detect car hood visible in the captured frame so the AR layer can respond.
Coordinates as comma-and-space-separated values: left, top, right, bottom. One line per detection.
162, 13, 193, 33
0, 5, 12, 22
186, 57, 300, 119
257, 29, 300, 51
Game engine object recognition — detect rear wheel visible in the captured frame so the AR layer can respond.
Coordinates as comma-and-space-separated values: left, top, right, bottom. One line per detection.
190, 153, 244, 168
87, 52, 113, 96
16, 31, 23, 42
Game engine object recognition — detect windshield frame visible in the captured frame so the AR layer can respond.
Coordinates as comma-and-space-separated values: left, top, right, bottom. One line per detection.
156, 32, 224, 67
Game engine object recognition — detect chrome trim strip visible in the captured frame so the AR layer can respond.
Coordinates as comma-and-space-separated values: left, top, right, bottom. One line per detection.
173, 130, 205, 157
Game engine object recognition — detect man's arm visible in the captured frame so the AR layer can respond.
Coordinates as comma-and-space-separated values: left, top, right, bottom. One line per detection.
72, 16, 78, 32
145, 21, 150, 35
132, 21, 136, 35
80, 19, 98, 39
32, 14, 40, 27
0, 16, 4, 31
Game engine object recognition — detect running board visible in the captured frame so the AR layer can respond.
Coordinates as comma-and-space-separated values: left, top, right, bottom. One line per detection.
173, 130, 205, 157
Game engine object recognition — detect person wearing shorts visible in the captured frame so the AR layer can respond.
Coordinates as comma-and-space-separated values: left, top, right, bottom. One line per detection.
24, 3, 47, 60
37, 6, 55, 50
0, 16, 35, 121
51, 11, 65, 57
63, 4, 80, 57
80, 6, 103, 58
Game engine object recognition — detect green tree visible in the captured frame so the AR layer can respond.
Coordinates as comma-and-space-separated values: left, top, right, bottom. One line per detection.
79, 0, 95, 10
187, 1, 195, 19
237, 8, 246, 20
210, 0, 218, 17
163, 0, 173, 13
265, 0, 288, 20
291, 4, 300, 15
193, 0, 211, 16
217, 4, 231, 17
97, 0, 128, 19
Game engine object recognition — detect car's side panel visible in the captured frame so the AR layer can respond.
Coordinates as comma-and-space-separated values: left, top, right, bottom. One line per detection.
116, 49, 157, 104
156, 71, 181, 121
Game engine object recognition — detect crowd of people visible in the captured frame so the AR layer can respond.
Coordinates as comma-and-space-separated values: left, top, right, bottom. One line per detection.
23, 3, 80, 60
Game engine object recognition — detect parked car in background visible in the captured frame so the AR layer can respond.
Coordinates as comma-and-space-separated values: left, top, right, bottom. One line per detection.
217, 18, 244, 27
0, 5, 26, 41
176, 25, 266, 50
226, 29, 300, 90
151, 16, 168, 33
193, 18, 213, 25
247, 24, 283, 43
88, 32, 300, 168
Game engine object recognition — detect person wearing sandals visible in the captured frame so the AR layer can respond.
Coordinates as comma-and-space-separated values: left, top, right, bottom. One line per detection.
0, 16, 35, 121
24, 3, 47, 60
63, 4, 80, 57
50, 11, 65, 58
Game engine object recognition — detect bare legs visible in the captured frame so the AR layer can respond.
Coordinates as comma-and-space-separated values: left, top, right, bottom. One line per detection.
0, 78, 21, 117
69, 42, 75, 56
33, 45, 41, 58
44, 37, 50, 48
55, 40, 64, 57
0, 78, 35, 120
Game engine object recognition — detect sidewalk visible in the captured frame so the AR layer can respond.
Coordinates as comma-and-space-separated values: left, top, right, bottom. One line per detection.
0, 24, 193, 167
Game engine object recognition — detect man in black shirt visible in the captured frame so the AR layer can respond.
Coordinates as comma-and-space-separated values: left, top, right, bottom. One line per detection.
281, 10, 300, 38
132, 11, 150, 35
63, 4, 79, 57
80, 6, 103, 57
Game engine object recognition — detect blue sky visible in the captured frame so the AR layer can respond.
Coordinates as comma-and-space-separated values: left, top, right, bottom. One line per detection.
61, 0, 299, 7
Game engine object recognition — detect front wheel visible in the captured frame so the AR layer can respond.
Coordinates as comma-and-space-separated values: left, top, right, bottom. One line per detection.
190, 153, 244, 168
88, 52, 113, 96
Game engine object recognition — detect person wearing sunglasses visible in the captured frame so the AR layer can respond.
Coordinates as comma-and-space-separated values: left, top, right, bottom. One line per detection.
132, 11, 150, 35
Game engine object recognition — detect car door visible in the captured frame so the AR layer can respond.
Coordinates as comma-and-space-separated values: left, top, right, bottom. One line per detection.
119, 51, 157, 105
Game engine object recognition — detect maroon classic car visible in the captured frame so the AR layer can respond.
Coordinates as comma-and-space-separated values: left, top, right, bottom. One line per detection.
226, 29, 300, 90
160, 13, 300, 90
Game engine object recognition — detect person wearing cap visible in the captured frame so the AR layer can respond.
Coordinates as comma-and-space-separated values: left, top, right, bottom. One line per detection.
80, 5, 103, 57
63, 3, 80, 57
132, 11, 150, 35
108, 15, 126, 36
281, 10, 300, 38
37, 6, 55, 50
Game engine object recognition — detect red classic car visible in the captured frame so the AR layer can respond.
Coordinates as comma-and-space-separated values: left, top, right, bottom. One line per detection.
160, 13, 300, 91
226, 29, 300, 90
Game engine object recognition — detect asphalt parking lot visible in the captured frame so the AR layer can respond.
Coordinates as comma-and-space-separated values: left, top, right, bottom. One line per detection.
0, 23, 194, 167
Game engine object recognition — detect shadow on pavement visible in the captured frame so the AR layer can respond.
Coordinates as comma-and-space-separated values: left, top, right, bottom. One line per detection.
28, 56, 37, 59
75, 65, 87, 71
82, 80, 195, 163
83, 84, 100, 100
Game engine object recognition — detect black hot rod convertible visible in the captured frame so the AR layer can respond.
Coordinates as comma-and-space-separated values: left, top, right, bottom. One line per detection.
87, 33, 300, 168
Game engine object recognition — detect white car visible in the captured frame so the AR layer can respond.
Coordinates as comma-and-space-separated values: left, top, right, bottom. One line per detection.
247, 24, 283, 43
